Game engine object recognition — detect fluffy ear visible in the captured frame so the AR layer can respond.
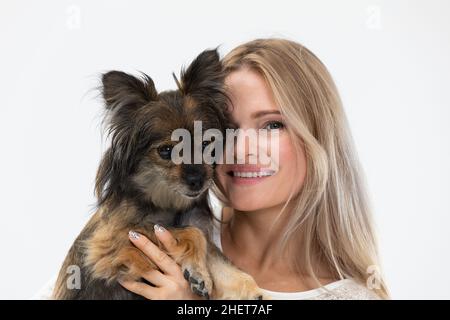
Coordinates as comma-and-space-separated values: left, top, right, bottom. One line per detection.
102, 71, 158, 112
177, 48, 233, 135
178, 48, 225, 98
96, 71, 158, 207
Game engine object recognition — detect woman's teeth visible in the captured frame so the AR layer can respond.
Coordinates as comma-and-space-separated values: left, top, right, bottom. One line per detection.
232, 171, 275, 178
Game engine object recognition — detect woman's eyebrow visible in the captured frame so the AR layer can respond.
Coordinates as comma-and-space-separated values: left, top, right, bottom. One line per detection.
251, 110, 281, 118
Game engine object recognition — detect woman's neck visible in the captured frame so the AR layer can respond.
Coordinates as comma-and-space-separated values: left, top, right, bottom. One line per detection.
220, 204, 337, 292
222, 203, 294, 272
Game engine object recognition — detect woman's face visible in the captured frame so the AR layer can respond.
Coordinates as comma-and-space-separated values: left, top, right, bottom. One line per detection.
217, 67, 307, 212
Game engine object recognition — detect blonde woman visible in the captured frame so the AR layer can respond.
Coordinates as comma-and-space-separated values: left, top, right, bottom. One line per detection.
116, 38, 388, 300
35, 38, 388, 300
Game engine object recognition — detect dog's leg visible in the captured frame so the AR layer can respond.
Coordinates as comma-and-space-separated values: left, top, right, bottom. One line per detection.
86, 223, 266, 300
206, 246, 270, 300
86, 225, 212, 298
111, 226, 212, 298
85, 227, 157, 282
166, 227, 213, 299
149, 227, 269, 299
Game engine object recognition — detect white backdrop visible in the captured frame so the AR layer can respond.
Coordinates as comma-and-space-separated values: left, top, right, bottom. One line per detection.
1, 0, 449, 299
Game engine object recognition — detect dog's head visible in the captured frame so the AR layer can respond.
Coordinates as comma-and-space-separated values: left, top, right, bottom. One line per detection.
96, 49, 231, 210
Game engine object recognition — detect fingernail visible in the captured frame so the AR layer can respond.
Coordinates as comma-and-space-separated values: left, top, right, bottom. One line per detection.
128, 230, 141, 240
154, 224, 166, 233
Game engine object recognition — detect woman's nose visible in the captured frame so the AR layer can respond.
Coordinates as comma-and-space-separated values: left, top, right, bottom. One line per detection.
230, 129, 258, 164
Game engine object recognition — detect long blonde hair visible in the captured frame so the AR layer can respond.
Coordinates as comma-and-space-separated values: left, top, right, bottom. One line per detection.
212, 38, 389, 298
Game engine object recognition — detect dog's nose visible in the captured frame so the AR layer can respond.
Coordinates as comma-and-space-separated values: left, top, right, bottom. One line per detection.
182, 164, 206, 191
185, 175, 204, 191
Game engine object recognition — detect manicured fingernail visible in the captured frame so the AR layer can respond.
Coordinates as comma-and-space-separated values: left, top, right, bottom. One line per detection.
129, 230, 140, 240
154, 224, 166, 233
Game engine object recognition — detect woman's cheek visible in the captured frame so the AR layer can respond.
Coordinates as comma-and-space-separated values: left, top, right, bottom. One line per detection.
274, 136, 307, 202
213, 134, 307, 211
216, 165, 229, 195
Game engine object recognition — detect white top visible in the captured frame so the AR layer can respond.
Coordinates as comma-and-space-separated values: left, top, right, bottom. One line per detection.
208, 193, 381, 300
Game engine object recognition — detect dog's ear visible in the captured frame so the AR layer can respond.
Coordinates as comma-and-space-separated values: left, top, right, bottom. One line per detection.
96, 71, 158, 207
177, 48, 232, 133
102, 71, 158, 112
178, 48, 224, 98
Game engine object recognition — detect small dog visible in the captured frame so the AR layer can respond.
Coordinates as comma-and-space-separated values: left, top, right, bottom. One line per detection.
52, 49, 267, 300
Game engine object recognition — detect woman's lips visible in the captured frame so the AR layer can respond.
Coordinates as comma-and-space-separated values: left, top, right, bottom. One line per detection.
225, 165, 277, 185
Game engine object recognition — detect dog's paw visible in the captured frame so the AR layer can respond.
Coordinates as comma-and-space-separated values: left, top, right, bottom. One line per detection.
216, 272, 272, 300
241, 283, 272, 300
253, 292, 272, 300
239, 286, 272, 300
182, 266, 212, 299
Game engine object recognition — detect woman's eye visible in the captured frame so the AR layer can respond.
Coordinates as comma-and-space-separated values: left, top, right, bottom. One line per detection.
157, 145, 173, 160
264, 121, 285, 130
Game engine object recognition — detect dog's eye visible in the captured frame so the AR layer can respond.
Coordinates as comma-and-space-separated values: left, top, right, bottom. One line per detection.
202, 140, 215, 158
202, 141, 210, 150
157, 145, 173, 160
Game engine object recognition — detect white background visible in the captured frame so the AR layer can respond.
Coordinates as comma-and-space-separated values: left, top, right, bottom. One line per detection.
1, 0, 449, 299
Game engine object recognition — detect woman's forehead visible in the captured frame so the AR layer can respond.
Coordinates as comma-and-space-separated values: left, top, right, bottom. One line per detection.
225, 68, 279, 117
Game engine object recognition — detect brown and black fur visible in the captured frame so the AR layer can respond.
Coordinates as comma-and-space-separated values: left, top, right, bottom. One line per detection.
52, 49, 268, 300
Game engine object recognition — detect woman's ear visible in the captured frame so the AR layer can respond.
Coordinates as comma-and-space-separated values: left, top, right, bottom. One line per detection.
102, 70, 158, 112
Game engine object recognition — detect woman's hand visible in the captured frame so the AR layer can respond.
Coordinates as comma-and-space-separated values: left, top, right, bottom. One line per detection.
119, 225, 203, 300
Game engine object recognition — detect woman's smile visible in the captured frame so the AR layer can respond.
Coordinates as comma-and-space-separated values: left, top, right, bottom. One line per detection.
225, 164, 277, 186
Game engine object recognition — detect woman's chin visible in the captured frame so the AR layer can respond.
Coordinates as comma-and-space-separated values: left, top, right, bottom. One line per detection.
230, 204, 260, 212
228, 194, 268, 212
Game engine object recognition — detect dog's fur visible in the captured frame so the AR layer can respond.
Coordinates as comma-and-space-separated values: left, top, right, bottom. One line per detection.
52, 49, 267, 300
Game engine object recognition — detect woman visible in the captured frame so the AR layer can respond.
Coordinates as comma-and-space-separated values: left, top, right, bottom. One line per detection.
117, 38, 389, 300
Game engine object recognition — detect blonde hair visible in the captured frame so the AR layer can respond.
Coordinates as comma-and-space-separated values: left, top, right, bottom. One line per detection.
212, 38, 389, 298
